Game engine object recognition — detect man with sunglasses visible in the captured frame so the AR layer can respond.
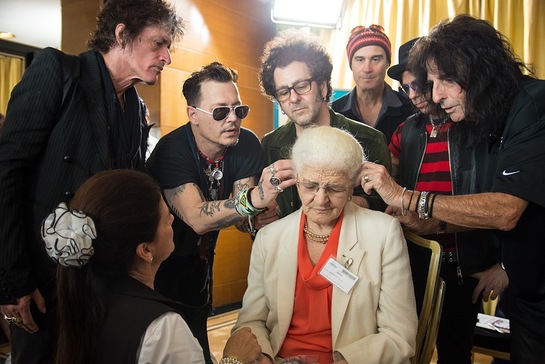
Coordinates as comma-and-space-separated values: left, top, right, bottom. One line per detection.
387, 38, 508, 364
258, 28, 391, 220
331, 24, 414, 144
147, 62, 295, 364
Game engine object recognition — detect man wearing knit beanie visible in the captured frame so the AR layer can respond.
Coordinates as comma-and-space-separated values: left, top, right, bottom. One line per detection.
332, 25, 414, 143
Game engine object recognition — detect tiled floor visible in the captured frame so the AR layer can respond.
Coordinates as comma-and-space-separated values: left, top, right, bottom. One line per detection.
207, 310, 499, 364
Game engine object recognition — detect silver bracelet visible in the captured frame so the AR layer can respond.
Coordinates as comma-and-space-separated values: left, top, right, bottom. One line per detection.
400, 187, 407, 216
418, 191, 430, 220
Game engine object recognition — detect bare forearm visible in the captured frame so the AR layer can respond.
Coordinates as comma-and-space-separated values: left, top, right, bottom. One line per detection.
410, 192, 527, 231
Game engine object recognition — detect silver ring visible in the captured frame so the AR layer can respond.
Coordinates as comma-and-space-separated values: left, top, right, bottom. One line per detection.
275, 185, 284, 193
4, 315, 22, 325
268, 164, 277, 175
269, 176, 281, 187
364, 175, 370, 182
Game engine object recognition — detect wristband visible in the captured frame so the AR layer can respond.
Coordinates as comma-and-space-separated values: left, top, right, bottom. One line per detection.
235, 187, 265, 217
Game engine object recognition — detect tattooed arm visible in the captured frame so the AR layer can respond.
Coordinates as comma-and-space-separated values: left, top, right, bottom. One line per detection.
163, 160, 297, 235
163, 178, 251, 235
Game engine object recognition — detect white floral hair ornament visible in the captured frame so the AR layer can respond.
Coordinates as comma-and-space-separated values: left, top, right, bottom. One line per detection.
41, 202, 96, 267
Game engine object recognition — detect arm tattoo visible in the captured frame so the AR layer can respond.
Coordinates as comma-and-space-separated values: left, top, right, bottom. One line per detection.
233, 179, 250, 195
164, 185, 187, 221
200, 200, 222, 217
258, 178, 265, 201
224, 198, 237, 209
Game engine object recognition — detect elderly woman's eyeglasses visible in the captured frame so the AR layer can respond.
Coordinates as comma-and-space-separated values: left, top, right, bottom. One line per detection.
192, 105, 250, 121
297, 181, 348, 197
399, 80, 430, 98
274, 79, 313, 102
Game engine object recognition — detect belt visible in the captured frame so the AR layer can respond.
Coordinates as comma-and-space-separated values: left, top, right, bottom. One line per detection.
441, 251, 458, 263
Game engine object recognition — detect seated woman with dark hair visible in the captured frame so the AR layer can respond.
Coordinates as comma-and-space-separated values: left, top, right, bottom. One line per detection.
231, 126, 417, 364
42, 169, 261, 364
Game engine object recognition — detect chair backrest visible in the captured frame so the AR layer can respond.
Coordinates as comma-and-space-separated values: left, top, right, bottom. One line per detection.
403, 230, 444, 364
421, 278, 446, 363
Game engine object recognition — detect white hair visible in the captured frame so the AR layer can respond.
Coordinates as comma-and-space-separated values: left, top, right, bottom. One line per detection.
291, 126, 366, 182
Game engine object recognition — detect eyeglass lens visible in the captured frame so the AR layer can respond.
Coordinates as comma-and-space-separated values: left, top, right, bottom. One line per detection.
275, 79, 313, 101
297, 181, 347, 196
211, 105, 250, 121
399, 81, 425, 97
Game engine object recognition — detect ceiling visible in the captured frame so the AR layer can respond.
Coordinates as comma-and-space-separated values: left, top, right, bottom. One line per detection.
0, 0, 61, 49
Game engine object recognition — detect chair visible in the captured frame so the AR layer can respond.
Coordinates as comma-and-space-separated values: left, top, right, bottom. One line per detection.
472, 296, 510, 362
403, 230, 445, 364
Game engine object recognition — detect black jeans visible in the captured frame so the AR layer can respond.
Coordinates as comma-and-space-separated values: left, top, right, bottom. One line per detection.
510, 319, 545, 364
436, 261, 480, 364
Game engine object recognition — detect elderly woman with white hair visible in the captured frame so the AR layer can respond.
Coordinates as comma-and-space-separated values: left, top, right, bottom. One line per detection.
232, 126, 417, 364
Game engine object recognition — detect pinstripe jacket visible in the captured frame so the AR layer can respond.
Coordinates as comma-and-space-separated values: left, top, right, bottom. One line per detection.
0, 47, 148, 304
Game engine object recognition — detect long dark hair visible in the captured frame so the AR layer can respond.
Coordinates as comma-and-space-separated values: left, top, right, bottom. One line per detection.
408, 15, 533, 147
54, 170, 162, 364
87, 0, 184, 52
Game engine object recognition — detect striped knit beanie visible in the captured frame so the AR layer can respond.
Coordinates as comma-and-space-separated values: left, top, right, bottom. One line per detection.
346, 24, 391, 69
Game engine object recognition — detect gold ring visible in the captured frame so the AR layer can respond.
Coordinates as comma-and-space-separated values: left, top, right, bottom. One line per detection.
364, 175, 370, 182
269, 176, 281, 187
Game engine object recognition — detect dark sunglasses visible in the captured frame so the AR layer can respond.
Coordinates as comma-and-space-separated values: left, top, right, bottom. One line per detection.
192, 105, 250, 121
399, 80, 430, 98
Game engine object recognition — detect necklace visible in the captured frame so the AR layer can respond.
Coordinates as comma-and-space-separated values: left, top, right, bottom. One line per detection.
429, 116, 449, 138
303, 220, 330, 244
197, 147, 226, 200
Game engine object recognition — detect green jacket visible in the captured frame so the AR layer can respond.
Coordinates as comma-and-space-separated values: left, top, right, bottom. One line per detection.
262, 109, 392, 215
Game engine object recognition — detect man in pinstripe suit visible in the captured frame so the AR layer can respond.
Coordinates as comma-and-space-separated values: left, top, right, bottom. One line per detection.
0, 1, 183, 363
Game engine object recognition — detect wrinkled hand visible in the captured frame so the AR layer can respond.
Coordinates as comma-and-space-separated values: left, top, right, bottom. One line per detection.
470, 263, 509, 304
0, 288, 46, 333
360, 162, 402, 207
224, 327, 262, 364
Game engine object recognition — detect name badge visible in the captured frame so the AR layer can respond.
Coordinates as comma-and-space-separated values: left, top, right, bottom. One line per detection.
320, 257, 359, 294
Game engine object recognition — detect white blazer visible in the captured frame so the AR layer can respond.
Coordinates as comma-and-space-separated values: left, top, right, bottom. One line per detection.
233, 202, 417, 364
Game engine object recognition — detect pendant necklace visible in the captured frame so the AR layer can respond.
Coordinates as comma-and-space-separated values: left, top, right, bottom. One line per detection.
429, 116, 449, 138
197, 147, 226, 200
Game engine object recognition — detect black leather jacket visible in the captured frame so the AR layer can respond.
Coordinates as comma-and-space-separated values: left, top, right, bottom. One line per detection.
399, 112, 500, 276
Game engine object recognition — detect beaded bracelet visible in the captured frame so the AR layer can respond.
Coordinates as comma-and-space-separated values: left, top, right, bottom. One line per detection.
235, 187, 265, 217
219, 356, 243, 364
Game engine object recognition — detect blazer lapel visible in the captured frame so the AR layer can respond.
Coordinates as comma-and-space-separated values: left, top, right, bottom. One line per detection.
331, 204, 365, 346
79, 51, 111, 170
276, 211, 300, 338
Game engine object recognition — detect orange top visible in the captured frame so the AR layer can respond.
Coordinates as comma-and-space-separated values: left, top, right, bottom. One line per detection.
277, 211, 344, 364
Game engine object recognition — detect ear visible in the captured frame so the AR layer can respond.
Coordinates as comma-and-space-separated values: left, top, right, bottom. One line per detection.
187, 105, 198, 125
319, 81, 328, 100
114, 23, 126, 48
135, 242, 154, 264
